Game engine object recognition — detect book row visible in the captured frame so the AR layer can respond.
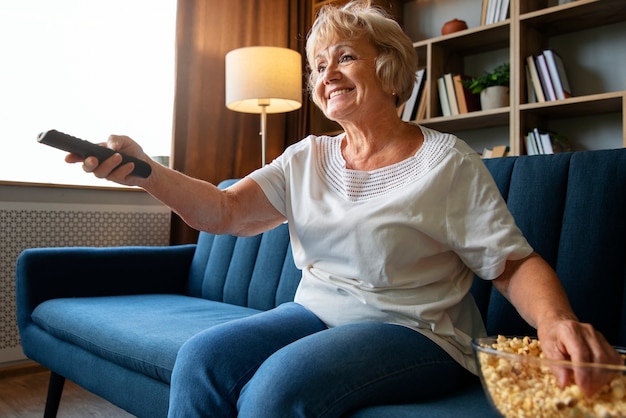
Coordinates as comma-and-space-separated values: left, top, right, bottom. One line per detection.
525, 128, 570, 155
480, 0, 510, 25
482, 129, 570, 158
482, 144, 509, 159
399, 68, 427, 122
399, 69, 482, 122
526, 49, 572, 103
436, 73, 481, 117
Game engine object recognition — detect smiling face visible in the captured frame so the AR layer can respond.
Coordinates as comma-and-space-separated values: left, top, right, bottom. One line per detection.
312, 35, 391, 124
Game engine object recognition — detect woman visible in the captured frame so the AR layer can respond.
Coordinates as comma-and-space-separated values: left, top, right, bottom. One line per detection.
68, 1, 620, 416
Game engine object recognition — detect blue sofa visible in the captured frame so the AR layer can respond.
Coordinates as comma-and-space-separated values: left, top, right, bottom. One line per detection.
16, 148, 626, 417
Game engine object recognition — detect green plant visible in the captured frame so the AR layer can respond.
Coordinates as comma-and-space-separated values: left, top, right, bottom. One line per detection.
463, 62, 510, 94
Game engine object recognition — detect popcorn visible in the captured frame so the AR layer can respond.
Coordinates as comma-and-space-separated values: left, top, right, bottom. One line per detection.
476, 335, 626, 418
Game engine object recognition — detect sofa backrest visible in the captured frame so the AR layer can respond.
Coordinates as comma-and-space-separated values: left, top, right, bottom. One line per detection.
186, 180, 301, 311
186, 149, 626, 347
478, 149, 626, 347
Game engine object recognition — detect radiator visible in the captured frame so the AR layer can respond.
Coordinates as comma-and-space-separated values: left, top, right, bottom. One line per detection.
0, 201, 171, 363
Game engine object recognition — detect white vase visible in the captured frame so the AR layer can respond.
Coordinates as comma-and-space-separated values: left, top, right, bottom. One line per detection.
480, 86, 509, 110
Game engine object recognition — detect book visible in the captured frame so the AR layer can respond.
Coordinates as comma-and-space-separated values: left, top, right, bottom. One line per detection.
536, 54, 557, 101
491, 144, 509, 157
480, 0, 489, 25
415, 89, 428, 121
453, 74, 481, 113
401, 68, 426, 121
525, 132, 538, 155
543, 49, 571, 100
525, 64, 536, 103
482, 144, 509, 158
533, 128, 554, 154
540, 132, 554, 154
526, 55, 546, 102
492, 0, 502, 24
498, 0, 510, 22
526, 129, 570, 154
531, 129, 544, 154
413, 68, 426, 119
443, 73, 459, 116
485, 0, 498, 25
437, 76, 451, 117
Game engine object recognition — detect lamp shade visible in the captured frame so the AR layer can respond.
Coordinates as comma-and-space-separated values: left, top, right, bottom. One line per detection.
225, 46, 302, 114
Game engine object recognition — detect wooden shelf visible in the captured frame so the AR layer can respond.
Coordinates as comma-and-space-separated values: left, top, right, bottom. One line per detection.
421, 107, 510, 132
414, 0, 626, 154
309, 0, 626, 153
425, 21, 510, 54
520, 92, 625, 119
520, 0, 626, 36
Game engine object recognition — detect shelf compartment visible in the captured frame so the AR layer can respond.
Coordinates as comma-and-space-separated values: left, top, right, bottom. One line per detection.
419, 20, 510, 55
419, 107, 510, 132
520, 92, 624, 119
520, 0, 626, 36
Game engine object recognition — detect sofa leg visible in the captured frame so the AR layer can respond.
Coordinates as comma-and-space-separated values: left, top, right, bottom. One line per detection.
43, 371, 65, 418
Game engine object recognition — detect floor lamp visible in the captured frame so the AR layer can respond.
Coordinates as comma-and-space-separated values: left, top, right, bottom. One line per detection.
225, 46, 302, 167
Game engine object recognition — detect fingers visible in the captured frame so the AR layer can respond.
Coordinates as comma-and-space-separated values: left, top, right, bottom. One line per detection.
569, 330, 623, 396
63, 134, 151, 187
82, 154, 117, 177
64, 153, 84, 164
107, 135, 142, 157
82, 154, 138, 183
540, 321, 622, 396
541, 336, 574, 389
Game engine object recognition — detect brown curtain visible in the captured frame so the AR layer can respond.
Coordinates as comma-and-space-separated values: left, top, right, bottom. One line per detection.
170, 0, 311, 244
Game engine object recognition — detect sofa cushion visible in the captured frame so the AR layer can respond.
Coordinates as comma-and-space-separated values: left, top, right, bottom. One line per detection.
484, 153, 573, 338
348, 380, 498, 418
480, 150, 626, 347
555, 149, 626, 346
187, 221, 301, 310
32, 294, 261, 383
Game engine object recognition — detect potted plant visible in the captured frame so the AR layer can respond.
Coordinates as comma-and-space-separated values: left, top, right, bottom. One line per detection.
463, 62, 510, 110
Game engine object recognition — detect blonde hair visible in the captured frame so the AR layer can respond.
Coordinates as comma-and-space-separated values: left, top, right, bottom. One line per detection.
306, 0, 418, 108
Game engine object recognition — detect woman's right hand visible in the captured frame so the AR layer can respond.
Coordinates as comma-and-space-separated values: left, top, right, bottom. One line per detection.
65, 134, 154, 187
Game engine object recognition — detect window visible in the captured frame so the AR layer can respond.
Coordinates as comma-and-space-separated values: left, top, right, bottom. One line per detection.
0, 1, 176, 187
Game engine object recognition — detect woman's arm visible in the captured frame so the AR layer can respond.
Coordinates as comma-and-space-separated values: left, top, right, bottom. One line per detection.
66, 134, 286, 236
492, 252, 622, 394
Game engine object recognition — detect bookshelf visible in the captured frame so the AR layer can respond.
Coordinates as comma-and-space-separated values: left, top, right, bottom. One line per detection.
310, 0, 626, 155
416, 0, 626, 155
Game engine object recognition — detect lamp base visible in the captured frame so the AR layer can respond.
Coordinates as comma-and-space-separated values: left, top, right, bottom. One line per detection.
259, 103, 268, 167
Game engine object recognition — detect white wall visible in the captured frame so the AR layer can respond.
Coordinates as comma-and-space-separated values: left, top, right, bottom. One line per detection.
404, 0, 483, 42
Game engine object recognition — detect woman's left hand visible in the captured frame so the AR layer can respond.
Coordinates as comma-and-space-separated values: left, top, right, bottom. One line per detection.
537, 319, 623, 395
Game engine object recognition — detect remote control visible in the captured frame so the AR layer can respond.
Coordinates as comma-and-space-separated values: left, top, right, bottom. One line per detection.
37, 129, 152, 178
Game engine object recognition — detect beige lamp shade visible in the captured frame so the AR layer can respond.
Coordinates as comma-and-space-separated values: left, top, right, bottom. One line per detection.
225, 46, 302, 114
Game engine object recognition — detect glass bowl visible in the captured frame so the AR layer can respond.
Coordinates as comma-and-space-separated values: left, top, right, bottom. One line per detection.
472, 335, 626, 418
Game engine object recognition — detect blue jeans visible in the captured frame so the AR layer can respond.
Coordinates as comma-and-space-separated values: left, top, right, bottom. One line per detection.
168, 302, 469, 418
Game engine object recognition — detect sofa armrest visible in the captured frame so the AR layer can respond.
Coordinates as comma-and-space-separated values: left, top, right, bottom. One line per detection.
16, 245, 196, 330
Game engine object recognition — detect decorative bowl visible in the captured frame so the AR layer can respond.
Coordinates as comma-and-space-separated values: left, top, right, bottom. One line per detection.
441, 18, 468, 35
472, 335, 626, 418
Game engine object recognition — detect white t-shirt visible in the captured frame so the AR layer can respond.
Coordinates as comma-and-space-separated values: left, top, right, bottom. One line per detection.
248, 125, 533, 373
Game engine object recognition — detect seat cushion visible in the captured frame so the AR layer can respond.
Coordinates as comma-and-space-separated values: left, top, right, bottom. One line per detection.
32, 294, 261, 383
348, 380, 498, 418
